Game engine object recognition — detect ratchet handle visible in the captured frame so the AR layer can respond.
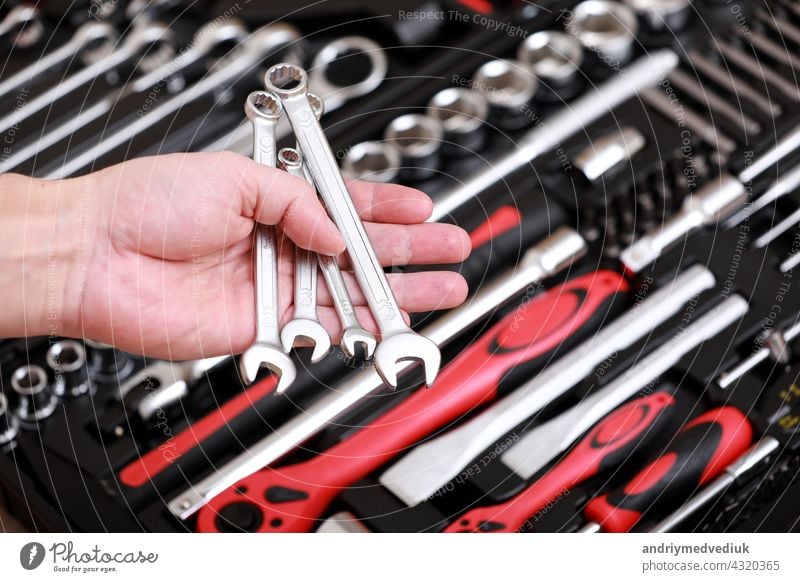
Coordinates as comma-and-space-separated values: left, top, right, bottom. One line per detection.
195, 269, 627, 532
445, 391, 677, 532
584, 407, 753, 532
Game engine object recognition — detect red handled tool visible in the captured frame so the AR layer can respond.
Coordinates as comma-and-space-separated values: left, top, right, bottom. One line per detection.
444, 391, 677, 532
118, 376, 278, 488
196, 270, 628, 532
582, 406, 753, 532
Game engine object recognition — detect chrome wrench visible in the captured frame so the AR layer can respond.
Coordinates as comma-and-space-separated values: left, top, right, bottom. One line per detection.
201, 35, 387, 155
266, 63, 440, 389
282, 93, 374, 359
428, 49, 679, 222
167, 227, 586, 518
0, 20, 116, 100
318, 252, 377, 359
0, 5, 43, 48
277, 147, 332, 362
238, 91, 296, 392
0, 21, 173, 135
0, 19, 248, 175
45, 24, 302, 180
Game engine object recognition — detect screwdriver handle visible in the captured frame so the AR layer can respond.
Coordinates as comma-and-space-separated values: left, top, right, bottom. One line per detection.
448, 200, 565, 291
584, 406, 753, 532
445, 391, 677, 532
195, 270, 627, 532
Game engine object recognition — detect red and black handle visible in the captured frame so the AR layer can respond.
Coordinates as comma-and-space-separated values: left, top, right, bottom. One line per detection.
428, 198, 566, 292
197, 269, 629, 532
584, 406, 754, 532
444, 391, 678, 532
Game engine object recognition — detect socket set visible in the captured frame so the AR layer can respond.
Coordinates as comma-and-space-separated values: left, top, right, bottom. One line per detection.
1, 0, 800, 533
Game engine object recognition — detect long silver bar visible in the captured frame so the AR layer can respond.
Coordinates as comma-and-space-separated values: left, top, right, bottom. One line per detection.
428, 50, 679, 222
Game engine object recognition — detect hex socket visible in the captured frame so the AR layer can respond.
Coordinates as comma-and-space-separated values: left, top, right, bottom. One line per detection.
0, 393, 19, 445
567, 1, 639, 66
427, 88, 489, 157
623, 0, 691, 33
471, 59, 538, 131
47, 340, 90, 397
517, 31, 584, 92
383, 114, 444, 182
85, 339, 134, 382
11, 365, 56, 422
342, 141, 401, 183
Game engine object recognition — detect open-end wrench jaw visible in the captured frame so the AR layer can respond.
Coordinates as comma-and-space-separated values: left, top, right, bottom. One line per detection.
238, 347, 297, 392
374, 333, 441, 389
341, 328, 377, 360
280, 321, 331, 362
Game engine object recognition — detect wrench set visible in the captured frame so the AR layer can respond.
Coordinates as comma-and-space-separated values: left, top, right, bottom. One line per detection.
2, 0, 800, 534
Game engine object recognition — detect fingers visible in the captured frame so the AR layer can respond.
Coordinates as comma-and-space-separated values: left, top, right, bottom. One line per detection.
345, 180, 434, 224
236, 153, 344, 255
336, 222, 471, 269
317, 271, 468, 313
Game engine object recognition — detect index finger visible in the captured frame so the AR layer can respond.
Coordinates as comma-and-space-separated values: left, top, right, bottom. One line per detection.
345, 180, 434, 224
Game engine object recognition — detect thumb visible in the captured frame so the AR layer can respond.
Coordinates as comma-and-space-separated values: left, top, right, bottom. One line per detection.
238, 153, 344, 255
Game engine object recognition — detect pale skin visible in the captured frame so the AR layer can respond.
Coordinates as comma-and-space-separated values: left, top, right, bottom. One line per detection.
0, 152, 470, 360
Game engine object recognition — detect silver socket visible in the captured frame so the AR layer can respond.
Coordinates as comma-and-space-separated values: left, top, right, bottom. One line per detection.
84, 339, 135, 382
427, 88, 489, 157
47, 340, 90, 397
342, 141, 401, 183
0, 393, 19, 446
11, 365, 57, 422
567, 0, 639, 65
471, 59, 538, 130
623, 0, 691, 33
517, 31, 584, 91
383, 114, 444, 181
574, 125, 647, 182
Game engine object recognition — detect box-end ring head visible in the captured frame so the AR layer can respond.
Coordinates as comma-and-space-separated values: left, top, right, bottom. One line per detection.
245, 91, 282, 122
265, 63, 309, 98
277, 147, 303, 171
308, 92, 325, 119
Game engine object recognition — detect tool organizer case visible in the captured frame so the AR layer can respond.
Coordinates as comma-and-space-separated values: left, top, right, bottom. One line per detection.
1, 0, 799, 533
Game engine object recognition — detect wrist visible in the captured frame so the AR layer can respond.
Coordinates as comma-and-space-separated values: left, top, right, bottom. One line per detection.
0, 173, 99, 339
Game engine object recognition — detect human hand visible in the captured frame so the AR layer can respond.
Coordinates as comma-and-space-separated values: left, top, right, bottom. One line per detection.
55, 152, 469, 359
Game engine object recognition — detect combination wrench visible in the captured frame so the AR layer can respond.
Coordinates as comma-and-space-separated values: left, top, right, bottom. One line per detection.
45, 24, 301, 180
265, 63, 440, 389
279, 93, 374, 359
0, 19, 248, 175
277, 147, 332, 363
318, 251, 377, 359
0, 5, 43, 49
238, 91, 296, 392
0, 20, 116, 101
0, 21, 174, 136
201, 35, 387, 155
